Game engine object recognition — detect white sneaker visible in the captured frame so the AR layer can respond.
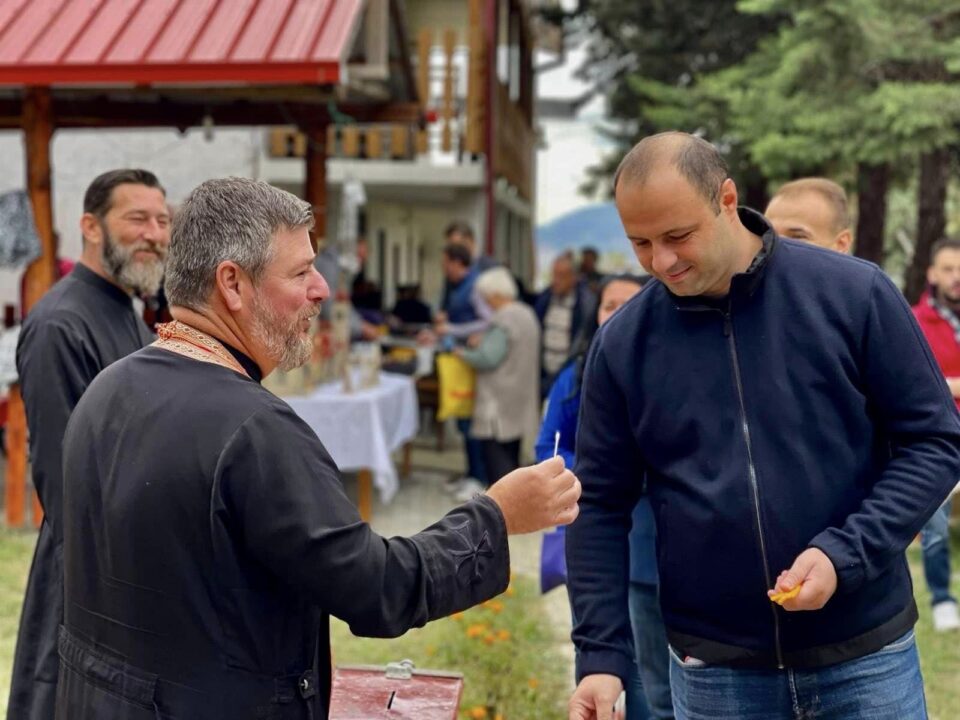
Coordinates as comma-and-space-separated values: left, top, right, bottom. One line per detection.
454, 478, 487, 502
444, 476, 476, 495
932, 600, 960, 632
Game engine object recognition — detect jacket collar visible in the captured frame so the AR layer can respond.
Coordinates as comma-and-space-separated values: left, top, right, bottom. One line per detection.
672, 207, 777, 312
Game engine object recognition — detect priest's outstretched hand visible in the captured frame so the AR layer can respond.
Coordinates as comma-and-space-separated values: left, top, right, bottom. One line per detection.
485, 456, 581, 534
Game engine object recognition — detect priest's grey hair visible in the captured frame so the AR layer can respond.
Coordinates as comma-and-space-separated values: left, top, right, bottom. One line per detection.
165, 177, 314, 310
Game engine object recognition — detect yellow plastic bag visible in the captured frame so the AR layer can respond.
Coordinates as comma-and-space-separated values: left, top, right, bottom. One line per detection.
436, 352, 475, 421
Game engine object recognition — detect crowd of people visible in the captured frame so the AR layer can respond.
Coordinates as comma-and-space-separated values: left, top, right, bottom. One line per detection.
4, 129, 959, 720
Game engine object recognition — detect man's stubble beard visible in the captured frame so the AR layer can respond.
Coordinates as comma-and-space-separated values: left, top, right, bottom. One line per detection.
251, 295, 318, 372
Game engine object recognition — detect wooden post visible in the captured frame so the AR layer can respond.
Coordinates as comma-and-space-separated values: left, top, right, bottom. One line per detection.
4, 386, 27, 527
357, 468, 373, 522
22, 87, 57, 313
416, 28, 432, 155
304, 124, 327, 251
364, 126, 383, 159
441, 29, 456, 152
341, 126, 360, 158
390, 124, 409, 158
6, 87, 56, 528
465, 0, 486, 156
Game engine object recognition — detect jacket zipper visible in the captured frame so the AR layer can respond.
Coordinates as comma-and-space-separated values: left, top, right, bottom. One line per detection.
723, 311, 785, 668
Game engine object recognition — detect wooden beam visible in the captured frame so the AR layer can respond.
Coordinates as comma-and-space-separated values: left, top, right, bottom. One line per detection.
0, 98, 423, 130
7, 87, 56, 528
304, 125, 328, 252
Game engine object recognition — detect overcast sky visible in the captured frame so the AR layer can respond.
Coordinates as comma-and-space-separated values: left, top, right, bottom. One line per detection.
535, 46, 617, 226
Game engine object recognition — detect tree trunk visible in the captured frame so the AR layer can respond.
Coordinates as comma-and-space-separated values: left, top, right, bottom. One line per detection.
854, 162, 889, 266
904, 148, 949, 304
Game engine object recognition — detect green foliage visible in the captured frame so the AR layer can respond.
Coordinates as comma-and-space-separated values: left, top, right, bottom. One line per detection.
556, 0, 784, 196
711, 0, 960, 180
556, 0, 960, 207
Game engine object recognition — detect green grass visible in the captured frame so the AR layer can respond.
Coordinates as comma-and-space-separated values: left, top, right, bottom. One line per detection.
907, 524, 960, 720
0, 526, 957, 719
0, 528, 36, 713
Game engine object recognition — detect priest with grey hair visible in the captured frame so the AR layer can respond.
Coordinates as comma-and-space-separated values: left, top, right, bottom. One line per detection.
55, 177, 580, 720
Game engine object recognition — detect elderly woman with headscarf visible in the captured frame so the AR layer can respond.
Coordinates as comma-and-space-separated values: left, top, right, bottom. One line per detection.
454, 267, 541, 501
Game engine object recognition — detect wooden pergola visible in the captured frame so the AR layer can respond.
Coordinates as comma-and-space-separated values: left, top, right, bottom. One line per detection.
0, 0, 421, 526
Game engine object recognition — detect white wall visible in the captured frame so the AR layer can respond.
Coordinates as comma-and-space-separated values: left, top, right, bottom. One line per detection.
0, 127, 262, 310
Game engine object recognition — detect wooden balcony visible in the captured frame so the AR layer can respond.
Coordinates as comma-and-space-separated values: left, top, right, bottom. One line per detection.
266, 2, 534, 202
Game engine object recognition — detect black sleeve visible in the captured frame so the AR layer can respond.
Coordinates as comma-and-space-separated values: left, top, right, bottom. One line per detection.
217, 403, 510, 638
16, 317, 100, 539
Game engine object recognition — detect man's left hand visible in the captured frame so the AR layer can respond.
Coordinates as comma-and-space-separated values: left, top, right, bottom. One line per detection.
768, 547, 837, 611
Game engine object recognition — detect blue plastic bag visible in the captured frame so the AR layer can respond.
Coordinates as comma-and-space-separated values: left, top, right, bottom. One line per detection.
540, 526, 567, 593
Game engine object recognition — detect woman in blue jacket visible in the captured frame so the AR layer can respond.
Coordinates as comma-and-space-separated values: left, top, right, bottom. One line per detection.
536, 274, 673, 720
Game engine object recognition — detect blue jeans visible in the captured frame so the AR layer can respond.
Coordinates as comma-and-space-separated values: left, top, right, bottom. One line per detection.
921, 500, 955, 606
626, 582, 674, 720
669, 631, 927, 719
456, 418, 488, 485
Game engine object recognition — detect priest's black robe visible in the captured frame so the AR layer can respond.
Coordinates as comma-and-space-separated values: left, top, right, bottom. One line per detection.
8, 264, 152, 720
56, 344, 510, 720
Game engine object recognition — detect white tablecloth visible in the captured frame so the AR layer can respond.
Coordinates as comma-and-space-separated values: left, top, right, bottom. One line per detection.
286, 372, 419, 503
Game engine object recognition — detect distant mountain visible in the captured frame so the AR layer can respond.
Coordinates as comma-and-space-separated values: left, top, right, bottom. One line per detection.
534, 203, 640, 288
536, 202, 628, 255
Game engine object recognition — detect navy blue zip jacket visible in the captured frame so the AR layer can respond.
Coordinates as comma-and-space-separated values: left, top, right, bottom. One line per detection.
568, 208, 960, 681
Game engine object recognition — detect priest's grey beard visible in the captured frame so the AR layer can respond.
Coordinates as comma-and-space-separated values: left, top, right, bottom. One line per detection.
101, 225, 166, 297
251, 296, 319, 371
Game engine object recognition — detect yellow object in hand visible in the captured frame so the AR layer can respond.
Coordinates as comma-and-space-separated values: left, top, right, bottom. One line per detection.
770, 584, 802, 605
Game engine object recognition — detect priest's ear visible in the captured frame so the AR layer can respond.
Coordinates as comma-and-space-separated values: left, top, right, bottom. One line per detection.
215, 261, 247, 313
80, 213, 104, 249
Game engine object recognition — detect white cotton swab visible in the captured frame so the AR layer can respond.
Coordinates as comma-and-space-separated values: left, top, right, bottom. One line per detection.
553, 430, 560, 458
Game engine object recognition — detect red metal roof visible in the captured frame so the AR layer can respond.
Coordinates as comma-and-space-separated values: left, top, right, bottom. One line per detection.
0, 0, 363, 86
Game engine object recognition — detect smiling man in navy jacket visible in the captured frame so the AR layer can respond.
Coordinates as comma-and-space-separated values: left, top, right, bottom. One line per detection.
566, 132, 960, 720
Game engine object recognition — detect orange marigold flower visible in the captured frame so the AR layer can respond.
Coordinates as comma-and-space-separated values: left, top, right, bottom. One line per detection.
496, 629, 511, 641
466, 624, 487, 639
528, 677, 539, 689
451, 611, 464, 621
487, 600, 504, 613
468, 706, 488, 719
483, 633, 496, 645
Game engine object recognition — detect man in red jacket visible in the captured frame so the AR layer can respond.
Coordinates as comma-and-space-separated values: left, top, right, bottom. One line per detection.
912, 237, 960, 632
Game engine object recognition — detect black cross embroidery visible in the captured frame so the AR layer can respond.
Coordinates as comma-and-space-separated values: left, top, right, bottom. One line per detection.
451, 526, 494, 583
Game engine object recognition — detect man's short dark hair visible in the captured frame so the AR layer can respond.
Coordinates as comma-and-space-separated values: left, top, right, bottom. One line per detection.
613, 132, 728, 212
582, 247, 598, 258
444, 220, 475, 242
83, 169, 165, 220
442, 243, 472, 267
930, 237, 960, 265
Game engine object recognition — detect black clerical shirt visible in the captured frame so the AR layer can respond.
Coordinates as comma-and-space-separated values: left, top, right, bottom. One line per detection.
57, 345, 509, 719
9, 263, 152, 720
